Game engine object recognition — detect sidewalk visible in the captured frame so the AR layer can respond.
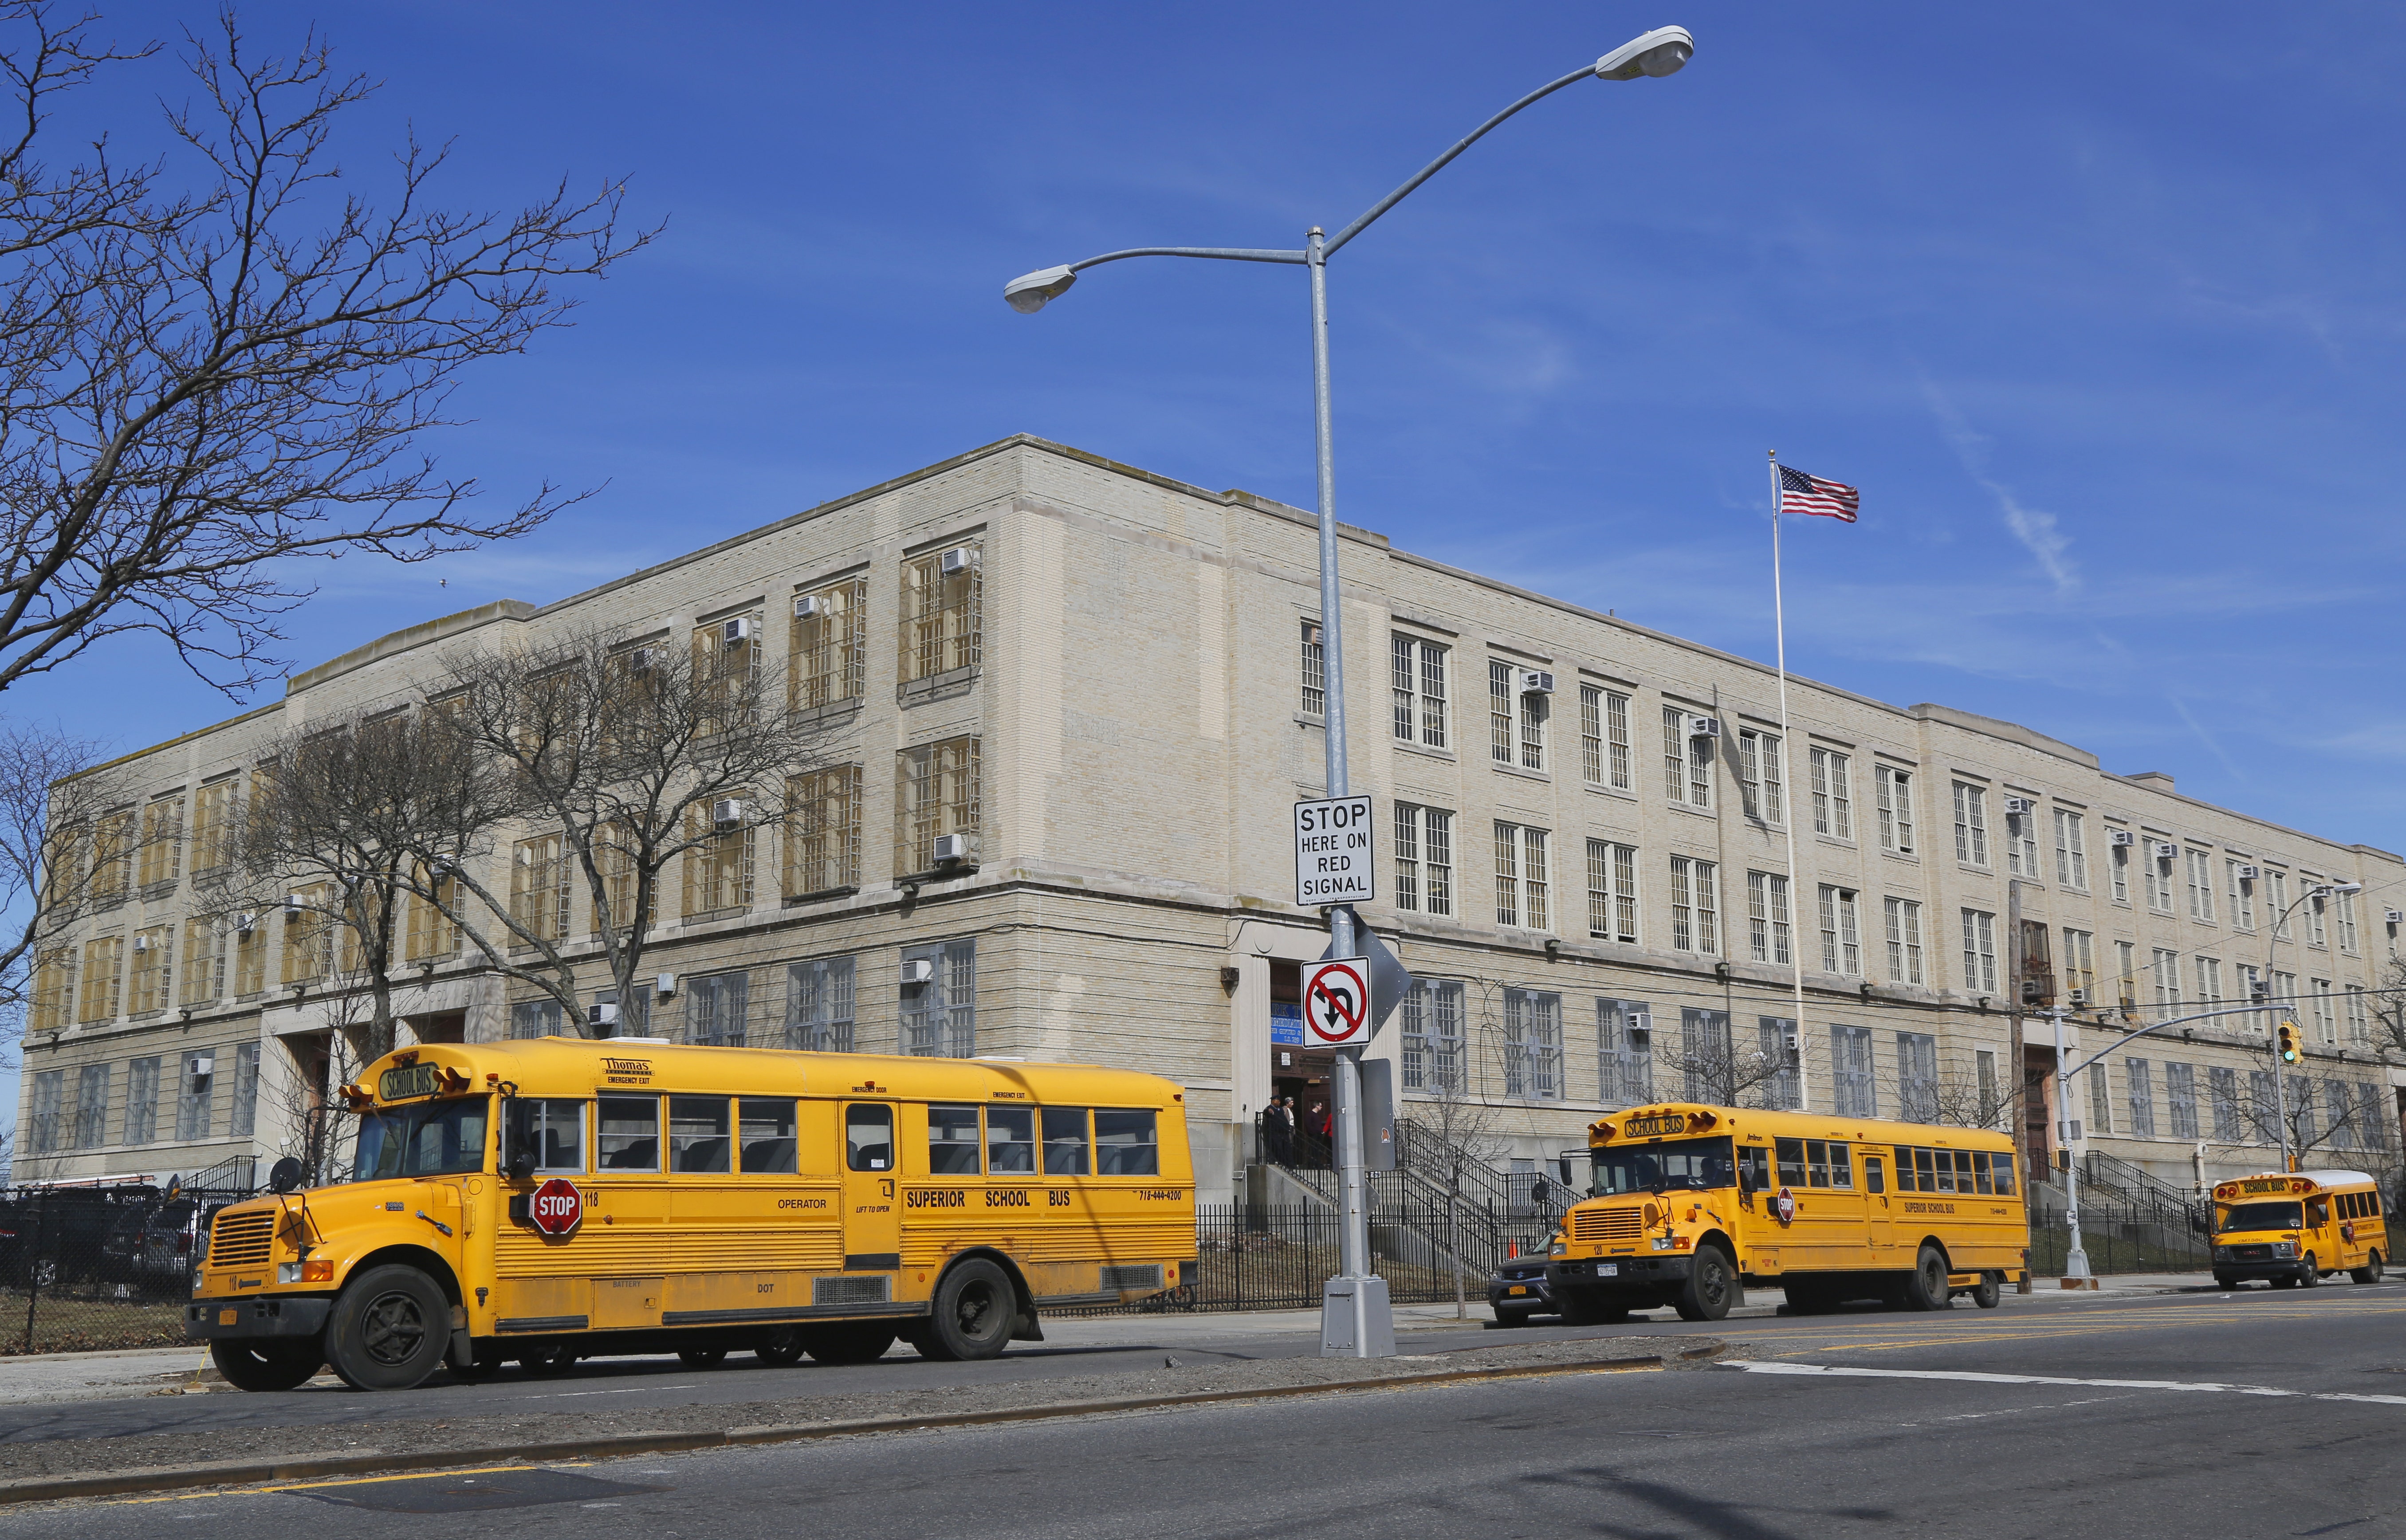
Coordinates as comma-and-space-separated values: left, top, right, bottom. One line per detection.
0, 1344, 216, 1406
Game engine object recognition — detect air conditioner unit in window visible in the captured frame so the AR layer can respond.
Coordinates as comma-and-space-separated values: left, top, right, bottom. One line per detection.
793, 593, 820, 620
2386, 908, 2404, 925
655, 972, 678, 998
712, 798, 744, 827
932, 833, 971, 864
629, 645, 657, 674
1781, 1029, 1800, 1052
2236, 864, 2261, 881
232, 912, 256, 936
2108, 829, 2137, 847
1624, 1011, 1652, 1046
2002, 796, 2034, 817
2151, 841, 2178, 863
132, 934, 150, 952
188, 1055, 213, 1080
283, 893, 304, 917
940, 547, 973, 577
721, 617, 751, 646
588, 1001, 618, 1028
2068, 987, 2090, 1006
900, 959, 936, 986
1520, 670, 1555, 696
1686, 715, 1720, 739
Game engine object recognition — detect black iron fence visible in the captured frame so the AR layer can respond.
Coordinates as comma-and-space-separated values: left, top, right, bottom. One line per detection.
0, 1184, 252, 1354
2025, 1193, 2213, 1277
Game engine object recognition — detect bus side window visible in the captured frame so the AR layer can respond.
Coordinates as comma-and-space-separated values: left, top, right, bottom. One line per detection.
1971, 1150, 1993, 1195
598, 1096, 660, 1171
1991, 1152, 2017, 1196
987, 1107, 1035, 1173
1093, 1110, 1159, 1175
508, 1098, 586, 1173
669, 1096, 732, 1174
740, 1098, 798, 1174
1738, 1144, 1771, 1194
1954, 1150, 1979, 1194
1863, 1156, 1885, 1194
929, 1104, 984, 1175
846, 1104, 893, 1172
1915, 1148, 1939, 1193
1804, 1141, 1830, 1189
1891, 1147, 1916, 1193
1042, 1108, 1091, 1175
1775, 1139, 1807, 1190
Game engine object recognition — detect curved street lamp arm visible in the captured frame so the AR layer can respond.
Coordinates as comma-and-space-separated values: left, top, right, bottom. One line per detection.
1068, 245, 1308, 273
2060, 1003, 2296, 1083
1321, 65, 1597, 257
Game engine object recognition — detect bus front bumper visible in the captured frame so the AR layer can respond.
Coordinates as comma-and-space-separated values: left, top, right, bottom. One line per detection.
2212, 1261, 2314, 1285
186, 1294, 332, 1342
1547, 1256, 1693, 1294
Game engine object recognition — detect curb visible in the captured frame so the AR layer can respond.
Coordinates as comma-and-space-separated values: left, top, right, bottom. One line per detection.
0, 1347, 1702, 1508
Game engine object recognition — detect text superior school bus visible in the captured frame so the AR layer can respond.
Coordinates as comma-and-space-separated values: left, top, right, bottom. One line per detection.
2210, 1170, 2388, 1289
1542, 1103, 2027, 1321
185, 1040, 1195, 1391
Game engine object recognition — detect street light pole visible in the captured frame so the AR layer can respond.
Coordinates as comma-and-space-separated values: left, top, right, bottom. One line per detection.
2261, 881, 2362, 1172
2053, 1007, 2090, 1280
1002, 28, 1695, 1357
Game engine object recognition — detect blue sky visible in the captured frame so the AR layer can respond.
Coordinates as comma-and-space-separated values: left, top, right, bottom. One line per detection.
16, 0, 2406, 848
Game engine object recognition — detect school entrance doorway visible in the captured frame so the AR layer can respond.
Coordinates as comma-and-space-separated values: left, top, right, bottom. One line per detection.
1264, 959, 1333, 1167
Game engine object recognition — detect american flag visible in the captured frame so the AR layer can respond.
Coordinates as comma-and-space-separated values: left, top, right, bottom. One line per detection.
1777, 464, 1859, 522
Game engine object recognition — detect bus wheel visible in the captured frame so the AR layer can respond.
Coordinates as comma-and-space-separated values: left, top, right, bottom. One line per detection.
2300, 1257, 2321, 1288
1673, 1245, 1738, 1323
808, 1323, 897, 1364
519, 1344, 578, 1375
1970, 1273, 2002, 1309
210, 1339, 322, 1393
1899, 1246, 1951, 1312
323, 1265, 451, 1391
921, 1258, 1017, 1361
2350, 1252, 2384, 1286
755, 1328, 807, 1367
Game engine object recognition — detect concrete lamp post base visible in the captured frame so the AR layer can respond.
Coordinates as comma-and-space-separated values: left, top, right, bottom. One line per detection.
1321, 1274, 1396, 1357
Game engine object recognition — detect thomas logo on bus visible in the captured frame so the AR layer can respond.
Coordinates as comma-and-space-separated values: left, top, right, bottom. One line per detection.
529, 1178, 582, 1237
1621, 1112, 1689, 1139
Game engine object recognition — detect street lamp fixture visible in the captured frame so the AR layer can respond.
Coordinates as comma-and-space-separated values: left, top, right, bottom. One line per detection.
1595, 25, 1695, 80
1002, 265, 1077, 315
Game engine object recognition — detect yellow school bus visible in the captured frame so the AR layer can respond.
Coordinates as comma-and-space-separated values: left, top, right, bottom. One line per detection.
185, 1038, 1195, 1391
2210, 1169, 2388, 1290
1541, 1101, 2027, 1322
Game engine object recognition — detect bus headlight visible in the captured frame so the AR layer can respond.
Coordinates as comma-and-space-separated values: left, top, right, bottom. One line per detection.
1651, 1237, 1677, 1252
276, 1259, 335, 1285
2272, 1242, 2296, 1259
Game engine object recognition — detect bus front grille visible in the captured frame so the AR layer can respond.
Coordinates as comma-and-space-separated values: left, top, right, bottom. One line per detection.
1571, 1208, 1643, 1244
208, 1210, 275, 1268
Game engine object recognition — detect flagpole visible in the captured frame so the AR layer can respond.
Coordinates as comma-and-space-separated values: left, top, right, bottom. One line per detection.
1769, 451, 1809, 1112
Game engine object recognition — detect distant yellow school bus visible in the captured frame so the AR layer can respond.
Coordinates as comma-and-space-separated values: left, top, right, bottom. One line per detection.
1541, 1101, 2027, 1322
2210, 1169, 2388, 1289
185, 1039, 1195, 1391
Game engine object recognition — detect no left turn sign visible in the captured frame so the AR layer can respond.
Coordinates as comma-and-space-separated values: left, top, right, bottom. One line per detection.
1303, 957, 1370, 1048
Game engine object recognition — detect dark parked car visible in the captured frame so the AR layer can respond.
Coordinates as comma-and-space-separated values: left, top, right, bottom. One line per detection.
1488, 1256, 1560, 1325
100, 1200, 203, 1292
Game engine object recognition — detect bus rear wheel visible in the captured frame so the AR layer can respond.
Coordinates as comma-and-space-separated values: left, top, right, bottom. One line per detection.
1673, 1245, 1738, 1322
210, 1339, 322, 1392
1896, 1245, 1951, 1312
920, 1258, 1017, 1361
755, 1328, 807, 1367
323, 1265, 452, 1391
1970, 1273, 2002, 1309
2351, 1251, 2384, 1286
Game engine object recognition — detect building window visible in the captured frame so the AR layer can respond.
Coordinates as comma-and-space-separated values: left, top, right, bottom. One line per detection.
1746, 871, 1792, 966
2115, 940, 2138, 1010
1960, 910, 1997, 995
2122, 1058, 2155, 1139
2194, 956, 2222, 1011
28, 1069, 62, 1153
79, 935, 122, 1022
1952, 783, 1988, 866
1896, 1032, 1938, 1123
901, 939, 975, 1057
900, 540, 982, 688
1581, 686, 1631, 790
1400, 979, 1465, 1092
1504, 989, 1561, 1100
128, 926, 171, 1015
511, 998, 564, 1039
1873, 766, 1913, 854
791, 573, 868, 712
2306, 883, 2328, 947
1819, 885, 1861, 976
175, 1053, 213, 1141
1831, 1024, 1877, 1117
1599, 998, 1652, 1104
2328, 1082, 2358, 1152
2209, 1067, 2241, 1141
2347, 985, 2370, 1044
1516, 680, 1547, 771
1884, 897, 1924, 985
2108, 831, 2130, 904
1810, 747, 1851, 838
91, 806, 135, 905
688, 970, 749, 1047
896, 735, 979, 876
2358, 1084, 2390, 1151
787, 955, 857, 1052
683, 802, 755, 919
514, 833, 575, 940
2185, 849, 2215, 922
229, 1042, 259, 1138
1757, 1017, 1801, 1110
1391, 635, 1448, 749
233, 922, 266, 997
2336, 889, 2360, 954
1669, 856, 1720, 954
1489, 662, 1515, 765
2054, 809, 2087, 890
1663, 707, 1712, 808
2086, 1062, 2112, 1137
692, 609, 765, 737
1588, 841, 1639, 944
1395, 804, 1455, 917
179, 919, 222, 1006
2152, 948, 2181, 1015
1738, 729, 1783, 823
2165, 1062, 2198, 1140
2005, 801, 2039, 879
1976, 1050, 2000, 1128
1678, 1007, 1730, 1102
2312, 980, 2336, 1044
2271, 970, 2296, 1033
1494, 823, 1549, 931
2145, 841, 2174, 914
2061, 928, 2095, 1003
2266, 870, 2290, 937
2224, 860, 2253, 931
137, 795, 183, 890
786, 764, 862, 897
191, 778, 234, 874
1299, 621, 1325, 717
71, 1063, 110, 1148
124, 1057, 160, 1146
28, 946, 74, 1035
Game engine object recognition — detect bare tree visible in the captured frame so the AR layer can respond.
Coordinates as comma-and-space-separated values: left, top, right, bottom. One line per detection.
1661, 1018, 1792, 1109
1402, 1070, 1513, 1320
2371, 955, 2406, 1065
430, 627, 831, 1035
0, 718, 124, 1051
0, 8, 652, 697
2229, 1065, 2390, 1168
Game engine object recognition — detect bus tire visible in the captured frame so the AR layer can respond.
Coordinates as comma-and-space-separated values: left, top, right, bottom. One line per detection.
2300, 1256, 2321, 1288
323, 1265, 451, 1391
1673, 1245, 1738, 1322
1899, 1245, 1951, 1312
210, 1339, 322, 1393
808, 1322, 897, 1364
755, 1328, 807, 1367
2350, 1251, 2383, 1286
921, 1258, 1017, 1361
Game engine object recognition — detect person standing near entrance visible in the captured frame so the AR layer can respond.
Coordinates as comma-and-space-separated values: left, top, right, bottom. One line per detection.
1270, 1097, 1295, 1167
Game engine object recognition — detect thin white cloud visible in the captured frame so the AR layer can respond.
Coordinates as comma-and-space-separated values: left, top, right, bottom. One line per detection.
1919, 374, 2080, 599
2168, 695, 2248, 783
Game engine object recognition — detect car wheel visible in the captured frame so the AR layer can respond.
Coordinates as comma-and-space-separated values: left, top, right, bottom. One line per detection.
1674, 1245, 1738, 1322
1970, 1273, 2003, 1309
322, 1264, 451, 1391
919, 1258, 1017, 1362
677, 1347, 729, 1368
209, 1339, 322, 1392
1898, 1245, 1951, 1312
807, 1323, 898, 1364
755, 1327, 808, 1367
2350, 1251, 2384, 1286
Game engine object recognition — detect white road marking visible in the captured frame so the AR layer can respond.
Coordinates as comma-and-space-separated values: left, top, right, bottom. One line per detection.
1723, 1360, 2406, 1406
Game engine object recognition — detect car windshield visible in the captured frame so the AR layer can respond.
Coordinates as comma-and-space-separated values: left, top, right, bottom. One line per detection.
1592, 1137, 1735, 1195
351, 1097, 491, 1181
2219, 1201, 2302, 1234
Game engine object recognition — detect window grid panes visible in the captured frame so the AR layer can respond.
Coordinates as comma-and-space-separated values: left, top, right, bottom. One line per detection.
1953, 783, 1988, 866
1810, 748, 1851, 838
1669, 856, 1719, 954
1747, 871, 1792, 966
1391, 634, 1449, 749
1819, 885, 1861, 976
1884, 897, 1923, 985
1588, 840, 1639, 944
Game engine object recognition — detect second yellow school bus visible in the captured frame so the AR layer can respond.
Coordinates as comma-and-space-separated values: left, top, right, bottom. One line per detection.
2210, 1169, 2388, 1289
184, 1038, 1195, 1391
1543, 1101, 2027, 1321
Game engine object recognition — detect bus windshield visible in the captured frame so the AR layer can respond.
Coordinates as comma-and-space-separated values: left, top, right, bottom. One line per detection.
352, 1097, 491, 1181
2219, 1201, 2302, 1234
1592, 1137, 1734, 1196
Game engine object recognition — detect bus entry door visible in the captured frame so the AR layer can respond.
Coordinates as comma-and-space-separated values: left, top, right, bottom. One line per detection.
842, 1103, 901, 1271
1863, 1155, 1894, 1253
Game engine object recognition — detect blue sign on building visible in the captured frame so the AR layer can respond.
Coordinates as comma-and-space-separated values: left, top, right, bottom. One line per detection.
1270, 1001, 1303, 1046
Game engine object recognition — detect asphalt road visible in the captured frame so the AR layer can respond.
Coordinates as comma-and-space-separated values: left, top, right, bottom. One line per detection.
8, 1280, 2406, 1537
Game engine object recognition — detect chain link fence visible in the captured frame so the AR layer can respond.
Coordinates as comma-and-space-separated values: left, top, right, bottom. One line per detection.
1, 1184, 252, 1354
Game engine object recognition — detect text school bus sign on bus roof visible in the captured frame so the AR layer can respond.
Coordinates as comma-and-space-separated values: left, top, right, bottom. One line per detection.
1294, 796, 1375, 906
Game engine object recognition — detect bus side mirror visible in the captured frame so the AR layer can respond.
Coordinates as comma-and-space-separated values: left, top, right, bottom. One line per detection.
1737, 1166, 1756, 1195
268, 1157, 303, 1195
506, 1151, 535, 1182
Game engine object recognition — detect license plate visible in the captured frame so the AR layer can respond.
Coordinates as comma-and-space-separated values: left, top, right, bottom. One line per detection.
218, 1309, 236, 1326
1595, 1263, 1618, 1277
1507, 1285, 1528, 1295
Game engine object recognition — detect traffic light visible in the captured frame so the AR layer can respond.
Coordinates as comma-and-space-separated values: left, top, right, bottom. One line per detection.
2276, 1020, 2302, 1064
